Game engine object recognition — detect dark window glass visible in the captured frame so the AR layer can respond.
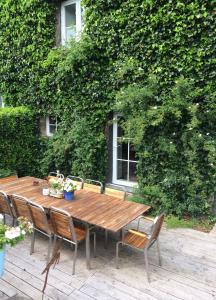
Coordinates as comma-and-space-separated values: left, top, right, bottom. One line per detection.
117, 160, 128, 180
66, 4, 76, 27
129, 144, 136, 161
129, 162, 137, 182
117, 141, 128, 160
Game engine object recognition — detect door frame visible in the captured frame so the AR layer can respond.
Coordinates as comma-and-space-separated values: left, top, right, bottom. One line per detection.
112, 116, 137, 187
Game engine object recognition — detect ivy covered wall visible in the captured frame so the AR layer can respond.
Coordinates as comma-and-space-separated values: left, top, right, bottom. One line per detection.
0, 107, 42, 176
0, 0, 56, 108
0, 0, 215, 216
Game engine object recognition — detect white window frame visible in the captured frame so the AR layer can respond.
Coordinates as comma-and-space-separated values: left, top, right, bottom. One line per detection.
112, 115, 138, 187
61, 0, 82, 45
46, 117, 58, 137
0, 96, 4, 108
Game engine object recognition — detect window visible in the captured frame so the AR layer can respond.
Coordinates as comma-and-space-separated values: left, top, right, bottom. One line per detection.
61, 0, 82, 45
46, 117, 58, 136
112, 116, 138, 187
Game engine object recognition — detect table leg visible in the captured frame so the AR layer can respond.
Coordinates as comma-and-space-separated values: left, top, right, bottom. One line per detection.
86, 224, 91, 269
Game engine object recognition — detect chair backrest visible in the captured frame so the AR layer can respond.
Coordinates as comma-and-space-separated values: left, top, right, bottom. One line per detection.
0, 175, 18, 185
27, 200, 51, 234
84, 179, 103, 194
10, 194, 30, 220
67, 175, 84, 190
148, 213, 165, 245
0, 191, 13, 217
48, 172, 64, 180
50, 207, 77, 243
104, 186, 126, 200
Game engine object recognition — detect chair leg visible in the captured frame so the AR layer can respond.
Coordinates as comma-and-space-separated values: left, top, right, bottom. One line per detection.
92, 232, 96, 258
116, 241, 121, 269
144, 248, 150, 283
3, 214, 6, 225
53, 235, 57, 251
104, 229, 108, 248
72, 244, 78, 275
47, 235, 52, 263
12, 217, 16, 227
156, 239, 162, 266
30, 229, 36, 255
85, 225, 91, 270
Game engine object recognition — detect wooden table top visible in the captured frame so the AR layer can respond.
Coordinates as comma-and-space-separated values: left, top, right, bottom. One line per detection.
0, 176, 150, 232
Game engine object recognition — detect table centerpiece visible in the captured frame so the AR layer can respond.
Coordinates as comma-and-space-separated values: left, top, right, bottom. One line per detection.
63, 178, 77, 201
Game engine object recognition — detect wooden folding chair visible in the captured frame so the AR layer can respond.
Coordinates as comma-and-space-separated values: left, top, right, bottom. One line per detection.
27, 201, 53, 262
116, 213, 165, 282
48, 171, 64, 181
0, 191, 15, 225
83, 179, 103, 194
10, 194, 31, 221
104, 185, 126, 200
50, 206, 96, 275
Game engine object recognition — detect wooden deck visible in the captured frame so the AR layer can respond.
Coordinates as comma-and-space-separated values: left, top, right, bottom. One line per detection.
0, 219, 216, 300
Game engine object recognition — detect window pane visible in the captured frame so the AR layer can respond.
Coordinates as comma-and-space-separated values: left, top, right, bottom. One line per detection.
49, 116, 56, 125
49, 125, 57, 134
66, 27, 76, 40
65, 4, 76, 27
129, 144, 137, 161
81, 7, 84, 26
129, 162, 137, 182
117, 141, 128, 160
117, 117, 124, 137
117, 160, 128, 180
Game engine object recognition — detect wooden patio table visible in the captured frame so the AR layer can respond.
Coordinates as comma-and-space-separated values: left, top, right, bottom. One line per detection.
0, 176, 150, 268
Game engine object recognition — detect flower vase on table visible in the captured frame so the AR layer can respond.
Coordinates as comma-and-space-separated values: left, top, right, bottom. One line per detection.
63, 178, 77, 201
64, 191, 75, 201
0, 216, 32, 277
48, 176, 64, 198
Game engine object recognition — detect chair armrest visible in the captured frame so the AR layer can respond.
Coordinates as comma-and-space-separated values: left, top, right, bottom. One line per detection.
128, 229, 148, 238
137, 215, 154, 232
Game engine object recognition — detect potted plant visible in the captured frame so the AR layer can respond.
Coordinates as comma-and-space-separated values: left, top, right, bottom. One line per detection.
48, 177, 64, 198
63, 179, 77, 201
0, 216, 33, 277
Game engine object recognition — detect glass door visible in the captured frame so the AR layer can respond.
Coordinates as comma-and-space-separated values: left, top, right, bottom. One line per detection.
112, 116, 138, 187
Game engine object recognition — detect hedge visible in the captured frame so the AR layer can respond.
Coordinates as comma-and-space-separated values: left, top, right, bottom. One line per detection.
0, 107, 42, 176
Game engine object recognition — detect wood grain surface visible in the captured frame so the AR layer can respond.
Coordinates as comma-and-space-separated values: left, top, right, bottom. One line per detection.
0, 177, 150, 232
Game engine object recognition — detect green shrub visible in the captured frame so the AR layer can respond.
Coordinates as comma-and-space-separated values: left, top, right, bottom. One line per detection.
0, 169, 16, 178
0, 107, 42, 176
116, 76, 216, 217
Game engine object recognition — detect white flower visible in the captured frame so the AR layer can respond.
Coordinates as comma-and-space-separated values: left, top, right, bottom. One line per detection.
206, 133, 210, 136
63, 179, 76, 192
153, 106, 157, 109
0, 214, 4, 222
21, 230, 26, 235
5, 227, 21, 240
